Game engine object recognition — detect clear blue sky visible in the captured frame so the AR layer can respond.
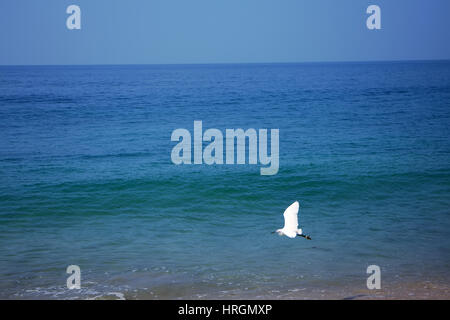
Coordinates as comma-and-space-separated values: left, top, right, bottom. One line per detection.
1, 0, 449, 65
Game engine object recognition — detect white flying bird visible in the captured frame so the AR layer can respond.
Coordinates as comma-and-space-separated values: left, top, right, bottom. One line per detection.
274, 201, 311, 240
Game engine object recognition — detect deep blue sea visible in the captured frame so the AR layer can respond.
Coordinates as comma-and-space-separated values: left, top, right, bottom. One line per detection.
1, 62, 450, 299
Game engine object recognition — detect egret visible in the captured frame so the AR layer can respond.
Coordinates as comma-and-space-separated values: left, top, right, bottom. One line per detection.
274, 201, 311, 240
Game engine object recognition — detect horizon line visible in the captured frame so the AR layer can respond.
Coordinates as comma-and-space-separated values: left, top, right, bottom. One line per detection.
1, 58, 450, 67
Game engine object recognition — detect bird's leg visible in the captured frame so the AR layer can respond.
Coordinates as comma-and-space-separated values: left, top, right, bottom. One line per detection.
299, 234, 312, 240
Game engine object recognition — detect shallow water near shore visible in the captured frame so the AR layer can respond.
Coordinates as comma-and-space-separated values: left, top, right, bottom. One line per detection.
1, 62, 450, 299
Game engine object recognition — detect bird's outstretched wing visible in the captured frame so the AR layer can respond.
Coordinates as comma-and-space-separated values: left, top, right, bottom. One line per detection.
283, 201, 299, 232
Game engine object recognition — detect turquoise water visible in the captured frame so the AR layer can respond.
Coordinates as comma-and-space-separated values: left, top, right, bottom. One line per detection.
0, 62, 450, 299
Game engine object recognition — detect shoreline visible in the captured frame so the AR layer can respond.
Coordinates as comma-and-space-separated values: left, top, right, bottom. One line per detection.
5, 278, 449, 300
121, 280, 450, 300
